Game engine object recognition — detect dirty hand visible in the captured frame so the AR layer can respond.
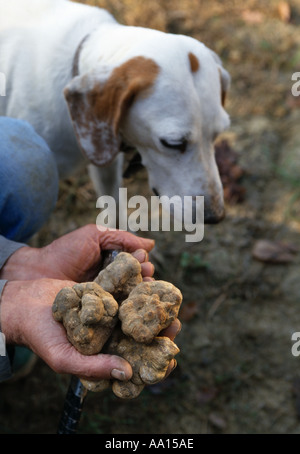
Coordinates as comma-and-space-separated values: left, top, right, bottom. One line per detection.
0, 278, 180, 380
0, 224, 155, 282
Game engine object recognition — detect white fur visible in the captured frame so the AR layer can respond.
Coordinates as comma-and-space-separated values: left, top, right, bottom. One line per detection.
0, 0, 231, 223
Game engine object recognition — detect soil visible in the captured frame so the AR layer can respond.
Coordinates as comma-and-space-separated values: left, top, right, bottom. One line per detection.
1, 0, 300, 435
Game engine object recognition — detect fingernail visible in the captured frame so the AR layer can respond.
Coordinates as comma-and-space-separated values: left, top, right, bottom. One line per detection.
175, 320, 182, 336
132, 249, 147, 262
111, 369, 127, 381
143, 277, 155, 282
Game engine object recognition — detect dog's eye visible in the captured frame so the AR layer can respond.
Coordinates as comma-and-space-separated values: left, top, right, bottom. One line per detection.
160, 138, 188, 154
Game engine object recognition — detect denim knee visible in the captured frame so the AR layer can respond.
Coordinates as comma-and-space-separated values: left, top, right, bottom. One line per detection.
0, 117, 59, 242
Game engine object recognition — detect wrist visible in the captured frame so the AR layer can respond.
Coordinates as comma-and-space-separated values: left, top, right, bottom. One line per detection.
0, 281, 24, 345
0, 246, 46, 281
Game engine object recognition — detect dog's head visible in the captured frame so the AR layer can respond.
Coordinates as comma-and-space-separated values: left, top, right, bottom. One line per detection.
64, 32, 230, 224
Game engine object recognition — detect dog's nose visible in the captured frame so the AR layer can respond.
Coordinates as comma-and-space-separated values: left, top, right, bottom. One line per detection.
204, 206, 225, 224
191, 195, 225, 224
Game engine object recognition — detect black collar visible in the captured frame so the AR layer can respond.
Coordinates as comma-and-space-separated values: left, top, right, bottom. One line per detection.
72, 34, 90, 77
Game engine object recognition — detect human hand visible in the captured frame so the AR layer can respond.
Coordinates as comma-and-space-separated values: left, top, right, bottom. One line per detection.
159, 318, 182, 378
0, 224, 155, 282
0, 279, 180, 381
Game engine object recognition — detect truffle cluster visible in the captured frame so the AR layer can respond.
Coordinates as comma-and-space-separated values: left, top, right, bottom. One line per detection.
52, 252, 182, 399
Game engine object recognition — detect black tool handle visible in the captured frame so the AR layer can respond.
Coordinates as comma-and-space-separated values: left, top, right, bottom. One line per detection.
57, 375, 88, 434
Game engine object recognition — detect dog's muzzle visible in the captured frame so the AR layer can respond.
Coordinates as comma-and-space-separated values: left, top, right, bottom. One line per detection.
151, 190, 225, 225
204, 206, 225, 224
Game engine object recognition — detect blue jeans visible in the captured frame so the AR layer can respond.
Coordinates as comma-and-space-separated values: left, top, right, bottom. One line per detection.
0, 117, 59, 243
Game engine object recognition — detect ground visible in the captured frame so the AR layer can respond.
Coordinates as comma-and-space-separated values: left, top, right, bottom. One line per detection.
1, 0, 300, 435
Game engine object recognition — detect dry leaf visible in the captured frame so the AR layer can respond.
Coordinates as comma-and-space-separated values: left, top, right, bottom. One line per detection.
252, 240, 298, 264
208, 412, 227, 430
278, 1, 291, 23
242, 10, 264, 24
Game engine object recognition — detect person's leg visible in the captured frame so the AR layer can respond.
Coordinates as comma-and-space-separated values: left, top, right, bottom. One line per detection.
0, 117, 59, 243
0, 117, 59, 379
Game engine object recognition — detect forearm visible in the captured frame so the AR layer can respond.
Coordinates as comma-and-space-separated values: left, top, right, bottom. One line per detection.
0, 280, 33, 346
0, 248, 32, 383
0, 234, 29, 382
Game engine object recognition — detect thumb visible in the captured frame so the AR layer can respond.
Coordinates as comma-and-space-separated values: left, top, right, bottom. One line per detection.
52, 345, 133, 381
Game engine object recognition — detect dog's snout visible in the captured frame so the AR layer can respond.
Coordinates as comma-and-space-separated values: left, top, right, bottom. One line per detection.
190, 195, 224, 224
204, 206, 225, 224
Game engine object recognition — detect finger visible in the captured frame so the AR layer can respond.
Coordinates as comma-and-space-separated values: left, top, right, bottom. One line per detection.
159, 319, 182, 341
143, 276, 155, 282
97, 228, 155, 253
131, 249, 155, 277
164, 359, 177, 379
131, 249, 149, 263
140, 261, 155, 278
51, 345, 133, 381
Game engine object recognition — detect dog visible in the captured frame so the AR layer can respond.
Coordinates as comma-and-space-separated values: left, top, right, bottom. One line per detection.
0, 0, 231, 224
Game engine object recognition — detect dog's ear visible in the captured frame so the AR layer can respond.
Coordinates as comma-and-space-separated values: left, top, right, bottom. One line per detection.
64, 57, 159, 167
209, 49, 230, 107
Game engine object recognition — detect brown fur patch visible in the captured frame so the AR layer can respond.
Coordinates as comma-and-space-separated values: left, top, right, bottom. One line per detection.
188, 52, 200, 73
90, 56, 160, 134
64, 56, 160, 166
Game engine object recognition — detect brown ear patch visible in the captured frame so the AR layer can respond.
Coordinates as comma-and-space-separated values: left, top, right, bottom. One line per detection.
90, 56, 160, 135
188, 52, 200, 73
64, 56, 160, 167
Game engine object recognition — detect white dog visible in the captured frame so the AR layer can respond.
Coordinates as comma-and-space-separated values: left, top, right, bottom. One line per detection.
0, 0, 230, 223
